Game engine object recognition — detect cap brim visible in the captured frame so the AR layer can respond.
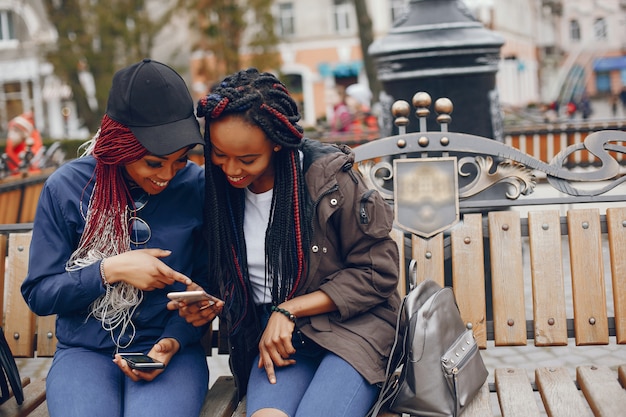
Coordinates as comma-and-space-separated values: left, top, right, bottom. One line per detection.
129, 114, 204, 156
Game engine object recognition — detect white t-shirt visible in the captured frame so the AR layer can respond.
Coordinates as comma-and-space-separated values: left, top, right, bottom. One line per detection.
244, 187, 273, 304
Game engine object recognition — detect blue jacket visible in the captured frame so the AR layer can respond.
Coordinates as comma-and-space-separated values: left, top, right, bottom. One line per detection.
21, 156, 208, 354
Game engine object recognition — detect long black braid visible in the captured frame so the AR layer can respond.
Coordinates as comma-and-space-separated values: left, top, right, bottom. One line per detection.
197, 68, 311, 333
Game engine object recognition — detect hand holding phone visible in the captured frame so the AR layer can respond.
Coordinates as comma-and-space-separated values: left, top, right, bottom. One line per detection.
167, 290, 222, 308
118, 353, 165, 370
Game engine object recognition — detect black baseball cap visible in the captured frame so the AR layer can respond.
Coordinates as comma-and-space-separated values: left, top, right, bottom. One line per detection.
106, 58, 204, 156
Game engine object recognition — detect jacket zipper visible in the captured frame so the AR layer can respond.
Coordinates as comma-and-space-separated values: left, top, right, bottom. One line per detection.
360, 189, 375, 224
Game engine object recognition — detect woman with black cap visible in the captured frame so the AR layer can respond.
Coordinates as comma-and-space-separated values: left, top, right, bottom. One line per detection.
21, 59, 222, 417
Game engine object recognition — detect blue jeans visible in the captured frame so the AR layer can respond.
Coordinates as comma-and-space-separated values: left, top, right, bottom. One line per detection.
246, 349, 379, 417
46, 344, 208, 417
246, 305, 379, 417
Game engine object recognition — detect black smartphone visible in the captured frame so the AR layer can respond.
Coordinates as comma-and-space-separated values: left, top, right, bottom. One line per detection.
119, 353, 165, 370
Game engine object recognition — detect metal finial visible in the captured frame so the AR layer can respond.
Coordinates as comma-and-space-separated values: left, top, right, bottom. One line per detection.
412, 92, 431, 132
435, 97, 453, 130
392, 100, 410, 119
412, 91, 432, 108
412, 92, 431, 118
392, 100, 411, 134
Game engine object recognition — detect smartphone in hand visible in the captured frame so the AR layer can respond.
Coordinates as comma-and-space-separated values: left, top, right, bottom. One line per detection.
166, 290, 222, 306
119, 353, 164, 370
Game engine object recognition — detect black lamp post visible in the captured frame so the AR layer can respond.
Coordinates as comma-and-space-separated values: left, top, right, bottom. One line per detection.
370, 0, 505, 140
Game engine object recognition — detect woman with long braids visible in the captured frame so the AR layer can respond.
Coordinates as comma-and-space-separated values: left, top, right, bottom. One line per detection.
21, 59, 222, 417
174, 68, 400, 417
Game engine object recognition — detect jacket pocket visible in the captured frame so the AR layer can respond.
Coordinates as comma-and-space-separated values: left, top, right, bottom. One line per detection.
357, 189, 393, 238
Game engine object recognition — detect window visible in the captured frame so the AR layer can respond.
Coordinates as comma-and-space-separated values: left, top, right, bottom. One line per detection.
282, 73, 304, 114
390, 0, 408, 24
570, 19, 581, 41
277, 2, 295, 37
594, 18, 607, 40
595, 72, 610, 93
333, 0, 352, 34
0, 10, 15, 41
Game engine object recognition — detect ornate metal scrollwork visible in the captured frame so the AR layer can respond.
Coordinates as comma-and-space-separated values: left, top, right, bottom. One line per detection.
357, 155, 537, 202
357, 160, 394, 200
353, 93, 626, 207
457, 156, 536, 199
544, 131, 626, 196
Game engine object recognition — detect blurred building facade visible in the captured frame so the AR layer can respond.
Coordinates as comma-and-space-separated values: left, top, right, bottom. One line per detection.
191, 0, 626, 126
188, 0, 406, 128
3, 0, 626, 139
0, 0, 61, 139
468, 0, 626, 111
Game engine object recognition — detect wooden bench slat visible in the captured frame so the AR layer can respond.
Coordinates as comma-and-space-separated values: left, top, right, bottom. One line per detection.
567, 209, 609, 345
577, 365, 626, 417
232, 397, 246, 417
34, 316, 56, 358
0, 378, 47, 417
619, 365, 626, 388
458, 382, 493, 417
528, 210, 568, 346
18, 184, 43, 224
489, 211, 527, 346
412, 233, 444, 288
451, 213, 488, 348
535, 367, 593, 417
494, 368, 541, 417
0, 190, 22, 224
390, 228, 406, 297
199, 376, 239, 417
23, 403, 49, 417
4, 232, 36, 357
606, 207, 626, 344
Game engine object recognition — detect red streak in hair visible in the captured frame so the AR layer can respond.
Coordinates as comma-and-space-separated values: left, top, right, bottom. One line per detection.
287, 151, 304, 299
260, 104, 303, 140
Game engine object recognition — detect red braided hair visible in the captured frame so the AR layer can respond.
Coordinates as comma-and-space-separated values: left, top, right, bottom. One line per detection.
260, 103, 303, 139
71, 115, 148, 263
287, 150, 304, 299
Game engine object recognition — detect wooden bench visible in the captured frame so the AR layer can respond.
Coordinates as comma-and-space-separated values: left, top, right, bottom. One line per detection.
201, 93, 626, 417
0, 226, 225, 417
0, 225, 51, 417
0, 170, 53, 225
0, 227, 228, 417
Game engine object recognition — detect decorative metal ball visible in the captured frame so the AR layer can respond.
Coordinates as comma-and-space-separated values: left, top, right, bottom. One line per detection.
434, 97, 453, 115
412, 92, 432, 109
391, 100, 411, 118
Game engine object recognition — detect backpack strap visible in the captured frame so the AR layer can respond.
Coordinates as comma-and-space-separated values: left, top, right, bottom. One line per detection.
0, 327, 23, 405
367, 294, 408, 416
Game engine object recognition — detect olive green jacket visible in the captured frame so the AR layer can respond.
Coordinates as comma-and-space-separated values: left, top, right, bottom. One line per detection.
296, 139, 401, 385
